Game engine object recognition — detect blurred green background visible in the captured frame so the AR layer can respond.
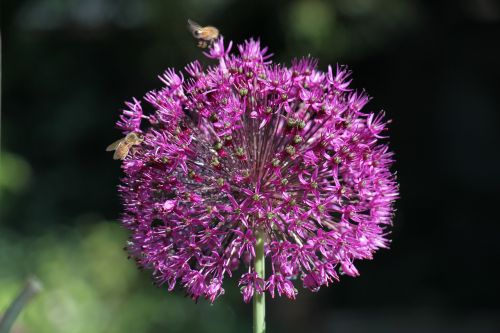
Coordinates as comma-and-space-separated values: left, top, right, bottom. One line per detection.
1, 0, 500, 332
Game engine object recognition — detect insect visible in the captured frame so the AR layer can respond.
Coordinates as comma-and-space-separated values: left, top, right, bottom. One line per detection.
106, 132, 144, 160
187, 19, 219, 48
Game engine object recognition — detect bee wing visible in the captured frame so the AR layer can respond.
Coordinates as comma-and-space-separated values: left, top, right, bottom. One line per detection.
187, 19, 202, 37
106, 138, 123, 151
113, 143, 130, 160
113, 149, 123, 160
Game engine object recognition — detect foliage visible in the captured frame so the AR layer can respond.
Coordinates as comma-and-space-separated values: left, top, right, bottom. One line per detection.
0, 223, 244, 333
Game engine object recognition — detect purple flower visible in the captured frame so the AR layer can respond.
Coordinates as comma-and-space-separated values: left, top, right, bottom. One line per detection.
115, 38, 398, 303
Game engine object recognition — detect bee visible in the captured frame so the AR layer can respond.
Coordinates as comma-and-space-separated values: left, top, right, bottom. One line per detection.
106, 132, 144, 160
187, 19, 219, 48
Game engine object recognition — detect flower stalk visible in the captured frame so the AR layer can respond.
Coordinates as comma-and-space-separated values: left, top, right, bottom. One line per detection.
253, 229, 266, 333
0, 277, 42, 333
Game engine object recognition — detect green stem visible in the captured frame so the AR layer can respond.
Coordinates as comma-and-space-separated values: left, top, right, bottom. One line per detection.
253, 229, 266, 333
0, 277, 42, 333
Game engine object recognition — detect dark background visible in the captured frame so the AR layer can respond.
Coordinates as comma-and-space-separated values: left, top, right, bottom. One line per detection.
1, 0, 499, 332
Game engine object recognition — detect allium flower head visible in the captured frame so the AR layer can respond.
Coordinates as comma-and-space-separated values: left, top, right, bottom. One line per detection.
116, 38, 398, 303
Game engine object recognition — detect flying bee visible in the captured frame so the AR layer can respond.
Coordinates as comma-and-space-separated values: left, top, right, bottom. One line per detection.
106, 132, 144, 160
187, 19, 219, 48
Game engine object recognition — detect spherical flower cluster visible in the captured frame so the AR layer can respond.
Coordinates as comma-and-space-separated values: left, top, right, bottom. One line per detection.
116, 38, 398, 303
